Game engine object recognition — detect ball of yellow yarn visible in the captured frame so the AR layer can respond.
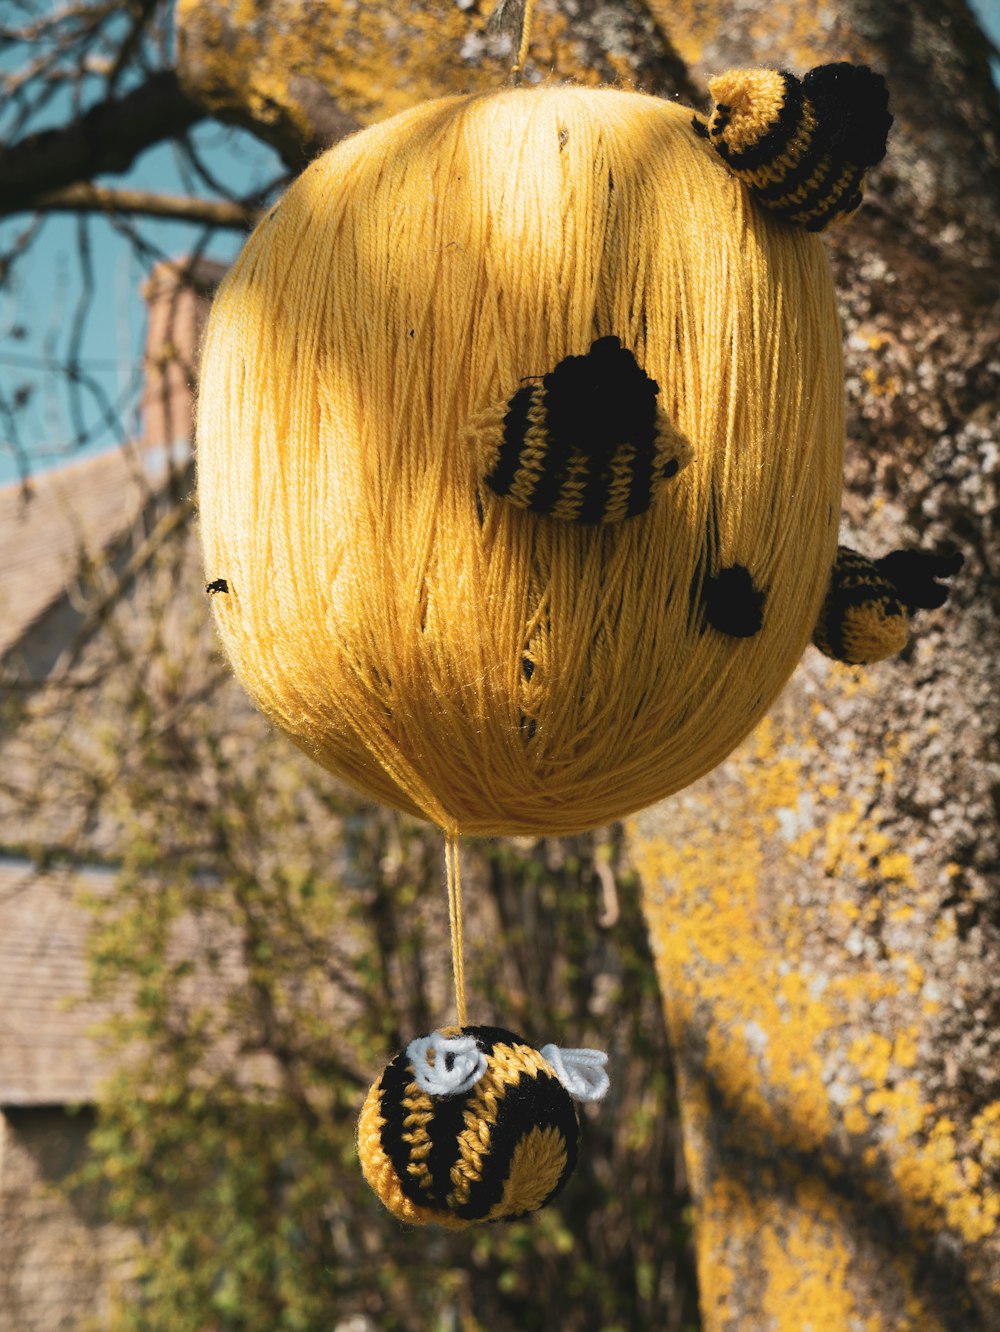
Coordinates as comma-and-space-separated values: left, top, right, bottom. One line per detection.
198, 86, 844, 835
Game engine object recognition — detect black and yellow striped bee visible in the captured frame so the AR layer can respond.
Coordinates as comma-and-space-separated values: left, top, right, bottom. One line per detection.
357, 1025, 580, 1227
699, 63, 893, 232
475, 336, 694, 524
812, 546, 963, 664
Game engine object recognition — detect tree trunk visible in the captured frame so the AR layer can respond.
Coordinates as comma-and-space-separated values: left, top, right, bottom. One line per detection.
627, 3, 1000, 1328
175, 2, 1000, 1325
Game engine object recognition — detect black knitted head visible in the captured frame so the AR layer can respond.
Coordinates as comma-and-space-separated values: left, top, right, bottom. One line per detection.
802, 63, 893, 167
541, 336, 660, 461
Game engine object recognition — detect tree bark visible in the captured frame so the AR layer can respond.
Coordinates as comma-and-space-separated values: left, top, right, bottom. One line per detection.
175, 0, 698, 162
626, 3, 1000, 1328
170, 2, 1000, 1325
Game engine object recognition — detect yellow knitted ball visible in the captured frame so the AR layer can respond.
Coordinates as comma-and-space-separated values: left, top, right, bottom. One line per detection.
198, 86, 844, 835
357, 1026, 579, 1227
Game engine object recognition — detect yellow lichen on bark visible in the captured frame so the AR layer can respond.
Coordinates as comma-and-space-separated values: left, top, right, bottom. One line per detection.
631, 653, 1000, 1328
176, 0, 621, 153
178, 0, 477, 131
646, 0, 869, 85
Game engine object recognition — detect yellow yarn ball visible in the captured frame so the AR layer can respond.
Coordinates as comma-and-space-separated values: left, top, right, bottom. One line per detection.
197, 86, 844, 835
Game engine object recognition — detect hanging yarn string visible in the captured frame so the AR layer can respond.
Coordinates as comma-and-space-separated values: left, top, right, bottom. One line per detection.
445, 832, 467, 1027
487, 0, 537, 83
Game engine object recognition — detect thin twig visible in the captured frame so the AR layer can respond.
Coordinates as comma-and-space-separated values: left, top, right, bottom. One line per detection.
28, 183, 264, 228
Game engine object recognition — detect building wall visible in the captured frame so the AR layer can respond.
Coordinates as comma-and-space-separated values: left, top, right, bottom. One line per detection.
0, 1108, 132, 1332
0, 260, 223, 1331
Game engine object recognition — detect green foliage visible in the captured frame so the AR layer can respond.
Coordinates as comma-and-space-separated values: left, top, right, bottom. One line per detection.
68, 526, 699, 1332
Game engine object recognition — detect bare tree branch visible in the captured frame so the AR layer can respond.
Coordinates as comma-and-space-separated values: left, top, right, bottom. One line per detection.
104, 0, 161, 95
25, 183, 264, 228
0, 70, 204, 216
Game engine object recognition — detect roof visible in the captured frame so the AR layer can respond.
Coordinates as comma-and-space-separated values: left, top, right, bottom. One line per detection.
0, 444, 176, 665
0, 256, 224, 670
0, 861, 117, 1106
0, 859, 278, 1108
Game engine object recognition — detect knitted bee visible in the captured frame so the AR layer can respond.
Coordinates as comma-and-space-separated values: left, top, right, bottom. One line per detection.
471, 334, 694, 524
357, 1027, 608, 1227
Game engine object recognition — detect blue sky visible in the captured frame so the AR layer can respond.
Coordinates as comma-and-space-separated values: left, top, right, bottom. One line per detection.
0, 114, 282, 484
0, 2, 998, 486
0, 3, 284, 485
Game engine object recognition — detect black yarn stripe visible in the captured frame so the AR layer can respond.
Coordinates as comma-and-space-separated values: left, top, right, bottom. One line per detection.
800, 163, 865, 231
576, 459, 609, 523
765, 153, 837, 222
451, 1069, 579, 1221
526, 428, 574, 517
528, 346, 621, 518
752, 125, 826, 203
486, 386, 536, 498
716, 74, 805, 172
626, 438, 656, 519
830, 578, 902, 617
423, 1088, 475, 1206
420, 1026, 526, 1206
376, 1053, 438, 1210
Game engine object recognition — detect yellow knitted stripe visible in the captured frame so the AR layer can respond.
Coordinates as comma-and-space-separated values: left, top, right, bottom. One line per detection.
739, 100, 819, 192
602, 444, 637, 524
447, 1042, 552, 1210
485, 1124, 569, 1220
357, 1078, 471, 1229
507, 393, 550, 508
468, 401, 509, 487
652, 415, 695, 481
550, 452, 590, 522
790, 161, 864, 227
768, 153, 834, 210
400, 1079, 435, 1195
839, 602, 909, 665
707, 68, 786, 156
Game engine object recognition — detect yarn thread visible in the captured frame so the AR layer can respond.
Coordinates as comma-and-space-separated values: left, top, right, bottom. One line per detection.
445, 833, 467, 1026
512, 0, 535, 82
198, 87, 846, 836
488, 0, 536, 83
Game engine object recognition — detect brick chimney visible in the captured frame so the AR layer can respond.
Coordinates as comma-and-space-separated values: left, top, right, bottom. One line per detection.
139, 258, 228, 459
